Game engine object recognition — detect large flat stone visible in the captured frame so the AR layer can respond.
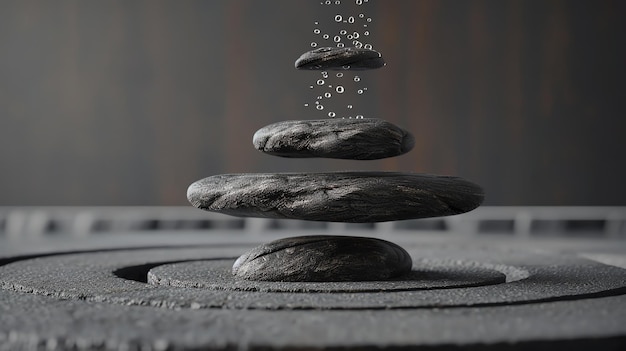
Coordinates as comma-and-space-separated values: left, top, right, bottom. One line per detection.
295, 47, 385, 70
187, 172, 484, 223
253, 118, 414, 160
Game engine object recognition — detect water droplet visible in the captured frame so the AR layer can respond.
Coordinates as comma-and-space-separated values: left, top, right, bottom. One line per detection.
336, 86, 344, 93
317, 105, 324, 110
328, 112, 336, 117
354, 76, 361, 82
317, 79, 325, 85
335, 15, 342, 22
324, 92, 332, 98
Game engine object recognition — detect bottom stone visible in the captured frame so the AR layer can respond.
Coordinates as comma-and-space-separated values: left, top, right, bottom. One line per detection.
232, 235, 413, 282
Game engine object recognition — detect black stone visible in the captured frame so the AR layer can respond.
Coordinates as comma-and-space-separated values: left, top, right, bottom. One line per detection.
295, 47, 385, 70
231, 235, 413, 282
187, 172, 484, 223
253, 118, 414, 160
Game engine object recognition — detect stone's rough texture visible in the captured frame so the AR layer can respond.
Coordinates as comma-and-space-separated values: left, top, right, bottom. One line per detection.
295, 47, 385, 70
231, 235, 413, 282
187, 172, 484, 223
253, 118, 415, 160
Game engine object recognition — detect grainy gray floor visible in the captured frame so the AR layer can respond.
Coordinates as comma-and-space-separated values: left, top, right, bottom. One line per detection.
1, 232, 625, 350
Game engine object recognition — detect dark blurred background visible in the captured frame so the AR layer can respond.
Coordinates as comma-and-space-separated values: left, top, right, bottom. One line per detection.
0, 0, 624, 206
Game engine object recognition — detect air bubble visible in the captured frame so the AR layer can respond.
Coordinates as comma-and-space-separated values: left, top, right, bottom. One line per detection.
364, 44, 372, 49
364, 31, 369, 36
356, 114, 364, 119
352, 32, 359, 39
317, 96, 323, 100
317, 105, 324, 110
309, 85, 314, 89
304, 103, 309, 107
347, 104, 353, 109
336, 72, 343, 77
354, 41, 363, 48
354, 76, 361, 82
359, 13, 364, 18
314, 29, 321, 34
325, 0, 331, 4
337, 43, 345, 48
328, 112, 336, 117
324, 92, 332, 98
334, 35, 341, 42
317, 79, 325, 85
367, 18, 372, 22
356, 0, 363, 4
340, 29, 347, 35
335, 0, 341, 4
347, 35, 353, 40
335, 15, 342, 22
322, 71, 328, 78
348, 16, 355, 23
336, 86, 344, 93
323, 34, 330, 39
357, 89, 364, 94
311, 42, 318, 47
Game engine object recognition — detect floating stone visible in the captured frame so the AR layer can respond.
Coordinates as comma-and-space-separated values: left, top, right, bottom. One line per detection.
232, 235, 413, 282
295, 47, 385, 70
187, 172, 484, 223
253, 118, 414, 160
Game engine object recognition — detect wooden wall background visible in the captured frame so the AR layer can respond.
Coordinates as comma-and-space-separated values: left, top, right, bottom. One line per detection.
0, 0, 624, 205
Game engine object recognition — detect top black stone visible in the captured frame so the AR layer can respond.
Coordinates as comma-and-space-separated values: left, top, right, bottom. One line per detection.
295, 47, 385, 70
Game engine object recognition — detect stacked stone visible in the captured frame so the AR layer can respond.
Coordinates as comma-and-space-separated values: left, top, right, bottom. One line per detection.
187, 47, 484, 282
